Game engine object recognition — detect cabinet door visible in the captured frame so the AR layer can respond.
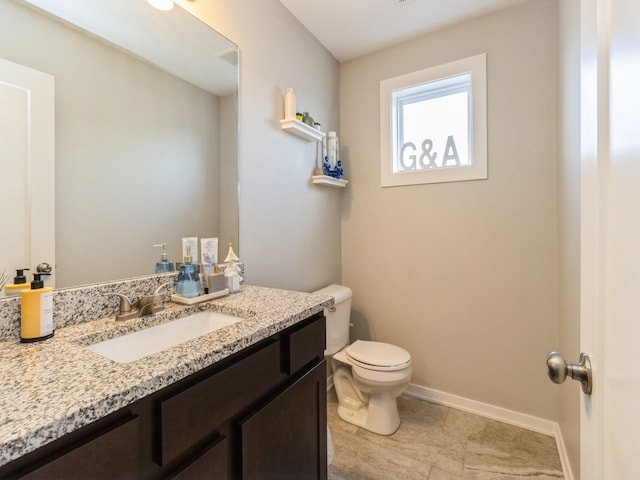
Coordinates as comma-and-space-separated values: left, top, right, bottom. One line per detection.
240, 360, 327, 480
158, 339, 284, 465
20, 415, 139, 480
169, 436, 228, 480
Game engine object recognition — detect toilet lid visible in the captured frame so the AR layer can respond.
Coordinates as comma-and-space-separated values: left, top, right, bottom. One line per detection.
346, 340, 411, 369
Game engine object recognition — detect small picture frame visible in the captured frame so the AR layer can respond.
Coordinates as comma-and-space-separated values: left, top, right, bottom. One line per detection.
201, 237, 219, 275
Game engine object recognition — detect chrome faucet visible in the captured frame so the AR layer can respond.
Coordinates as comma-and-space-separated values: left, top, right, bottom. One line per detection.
104, 282, 173, 320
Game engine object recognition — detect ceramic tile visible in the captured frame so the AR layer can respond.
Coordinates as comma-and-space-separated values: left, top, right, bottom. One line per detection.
463, 421, 563, 479
442, 407, 489, 441
328, 393, 564, 480
428, 466, 460, 480
328, 394, 430, 479
328, 394, 458, 479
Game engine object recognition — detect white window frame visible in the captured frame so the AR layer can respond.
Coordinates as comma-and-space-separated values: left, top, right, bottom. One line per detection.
380, 53, 487, 187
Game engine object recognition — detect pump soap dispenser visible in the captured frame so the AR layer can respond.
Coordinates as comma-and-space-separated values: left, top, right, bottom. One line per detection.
153, 243, 175, 273
4, 268, 30, 297
21, 272, 54, 342
176, 246, 201, 299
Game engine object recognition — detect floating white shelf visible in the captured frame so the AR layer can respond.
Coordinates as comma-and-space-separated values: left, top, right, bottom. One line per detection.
280, 118, 325, 142
311, 175, 349, 188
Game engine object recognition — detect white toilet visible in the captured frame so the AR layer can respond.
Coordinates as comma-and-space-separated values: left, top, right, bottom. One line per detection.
314, 284, 412, 435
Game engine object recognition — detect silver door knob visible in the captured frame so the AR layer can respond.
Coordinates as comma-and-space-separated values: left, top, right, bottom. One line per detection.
546, 351, 592, 395
36, 262, 52, 274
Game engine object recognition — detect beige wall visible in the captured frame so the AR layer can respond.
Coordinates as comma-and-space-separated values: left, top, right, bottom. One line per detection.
340, 0, 560, 420
185, 0, 582, 466
557, 0, 582, 476
180, 0, 342, 292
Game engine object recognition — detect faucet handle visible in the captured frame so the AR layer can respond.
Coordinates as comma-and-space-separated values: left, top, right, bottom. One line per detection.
103, 292, 134, 312
154, 281, 174, 295
103, 292, 138, 320
138, 292, 167, 316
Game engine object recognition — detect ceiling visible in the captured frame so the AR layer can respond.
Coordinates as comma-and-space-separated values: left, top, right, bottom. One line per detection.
280, 0, 530, 62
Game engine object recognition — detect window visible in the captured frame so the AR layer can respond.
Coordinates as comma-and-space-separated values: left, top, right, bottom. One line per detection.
380, 53, 487, 187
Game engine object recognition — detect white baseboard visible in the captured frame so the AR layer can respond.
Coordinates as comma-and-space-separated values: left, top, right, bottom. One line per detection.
327, 378, 573, 479
405, 383, 556, 435
553, 422, 575, 480
404, 383, 573, 480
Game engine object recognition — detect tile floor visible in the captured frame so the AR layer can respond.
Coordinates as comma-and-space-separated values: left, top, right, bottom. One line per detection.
327, 391, 564, 479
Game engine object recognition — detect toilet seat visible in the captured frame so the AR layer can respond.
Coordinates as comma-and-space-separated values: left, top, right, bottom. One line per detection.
345, 340, 412, 372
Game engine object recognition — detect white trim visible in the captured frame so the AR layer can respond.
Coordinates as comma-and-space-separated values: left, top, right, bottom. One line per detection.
379, 53, 487, 187
554, 422, 575, 480
328, 379, 572, 479
405, 383, 555, 436
405, 384, 571, 479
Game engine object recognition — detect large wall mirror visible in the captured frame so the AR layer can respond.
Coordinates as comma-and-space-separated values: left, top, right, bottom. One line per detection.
0, 0, 239, 289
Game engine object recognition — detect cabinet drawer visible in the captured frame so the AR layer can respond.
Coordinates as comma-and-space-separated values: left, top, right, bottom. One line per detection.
169, 436, 228, 480
20, 415, 139, 480
285, 314, 325, 375
158, 339, 285, 466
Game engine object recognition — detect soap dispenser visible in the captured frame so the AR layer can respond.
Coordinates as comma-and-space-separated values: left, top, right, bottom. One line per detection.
4, 268, 30, 297
176, 246, 201, 298
20, 273, 54, 342
153, 243, 175, 273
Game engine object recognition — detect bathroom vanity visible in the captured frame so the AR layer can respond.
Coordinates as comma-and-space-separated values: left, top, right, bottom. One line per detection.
0, 285, 332, 479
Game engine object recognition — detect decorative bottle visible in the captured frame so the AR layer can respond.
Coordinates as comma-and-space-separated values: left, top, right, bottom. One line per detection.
224, 243, 243, 293
20, 273, 54, 342
326, 131, 337, 167
154, 243, 175, 273
4, 268, 30, 297
284, 88, 296, 120
176, 246, 201, 298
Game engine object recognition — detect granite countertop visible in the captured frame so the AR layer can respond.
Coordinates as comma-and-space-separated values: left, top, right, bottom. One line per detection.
0, 285, 333, 467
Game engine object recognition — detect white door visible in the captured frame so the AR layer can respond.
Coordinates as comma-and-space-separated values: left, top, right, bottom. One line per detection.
0, 57, 55, 289
580, 0, 640, 478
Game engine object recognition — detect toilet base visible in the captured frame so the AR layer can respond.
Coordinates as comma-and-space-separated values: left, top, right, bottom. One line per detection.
333, 366, 401, 435
336, 391, 401, 435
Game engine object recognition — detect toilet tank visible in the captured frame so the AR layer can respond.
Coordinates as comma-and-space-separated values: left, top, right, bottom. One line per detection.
312, 284, 352, 355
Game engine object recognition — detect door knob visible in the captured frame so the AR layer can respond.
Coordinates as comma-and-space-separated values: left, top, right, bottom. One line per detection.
546, 351, 592, 395
36, 262, 52, 274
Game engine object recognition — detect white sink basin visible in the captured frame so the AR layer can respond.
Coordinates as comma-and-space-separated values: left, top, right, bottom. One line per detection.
86, 311, 243, 363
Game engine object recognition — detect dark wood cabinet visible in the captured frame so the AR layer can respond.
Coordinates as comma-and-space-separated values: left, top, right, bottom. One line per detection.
241, 360, 327, 480
19, 415, 140, 480
158, 339, 285, 466
0, 312, 327, 480
168, 436, 229, 480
